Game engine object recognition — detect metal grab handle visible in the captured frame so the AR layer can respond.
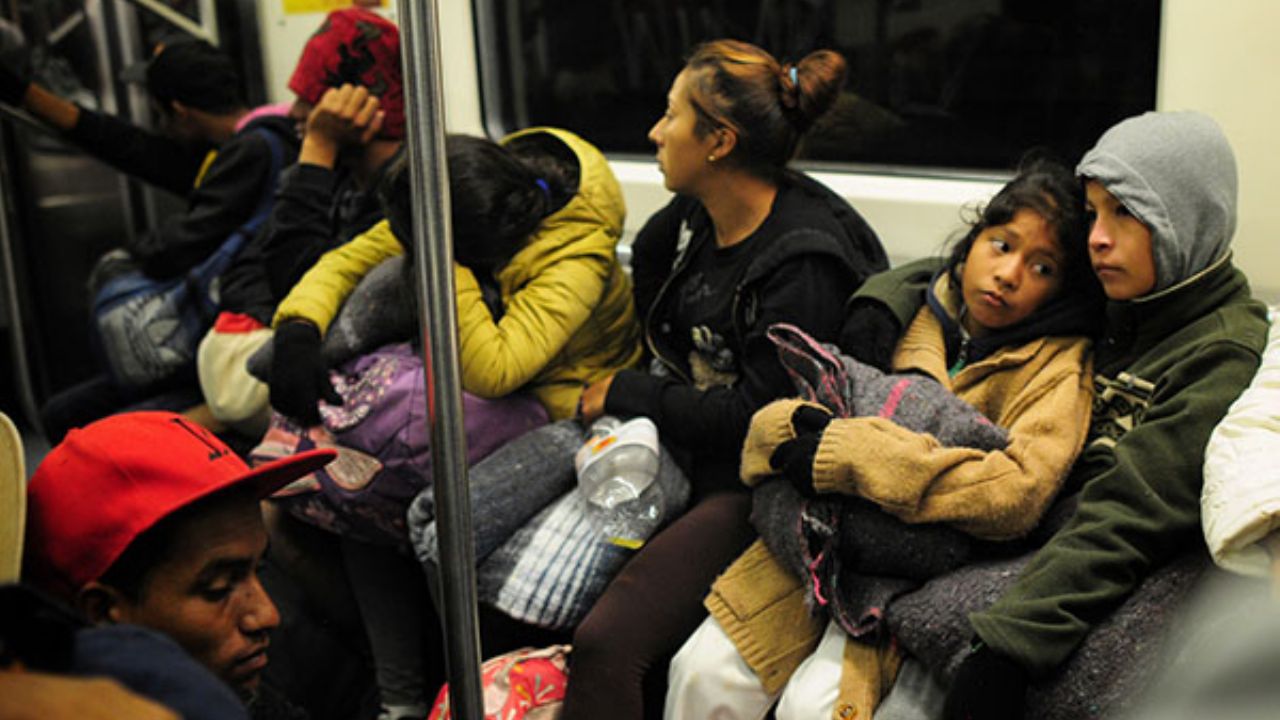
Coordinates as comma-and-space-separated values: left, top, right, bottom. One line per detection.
0, 102, 57, 136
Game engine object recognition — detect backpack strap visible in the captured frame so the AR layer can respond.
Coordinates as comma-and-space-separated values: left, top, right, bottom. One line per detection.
192, 124, 290, 266
236, 124, 289, 238
183, 125, 290, 316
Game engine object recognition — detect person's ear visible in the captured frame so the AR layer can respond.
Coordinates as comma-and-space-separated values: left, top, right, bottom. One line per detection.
76, 582, 127, 625
710, 126, 737, 160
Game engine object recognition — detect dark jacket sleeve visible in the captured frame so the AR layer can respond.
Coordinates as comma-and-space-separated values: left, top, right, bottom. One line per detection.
849, 257, 943, 327
969, 339, 1263, 677
606, 253, 853, 456
261, 163, 341, 299
66, 107, 205, 195
126, 131, 276, 278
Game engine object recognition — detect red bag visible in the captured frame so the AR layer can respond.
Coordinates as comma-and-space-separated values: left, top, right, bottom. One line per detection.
428, 645, 570, 720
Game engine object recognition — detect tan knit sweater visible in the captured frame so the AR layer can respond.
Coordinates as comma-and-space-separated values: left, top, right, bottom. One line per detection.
713, 303, 1094, 718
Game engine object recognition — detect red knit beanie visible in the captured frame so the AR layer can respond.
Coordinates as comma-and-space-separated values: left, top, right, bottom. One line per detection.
288, 8, 404, 139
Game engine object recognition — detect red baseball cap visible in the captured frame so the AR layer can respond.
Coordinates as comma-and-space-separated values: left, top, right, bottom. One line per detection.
288, 8, 404, 139
24, 411, 336, 600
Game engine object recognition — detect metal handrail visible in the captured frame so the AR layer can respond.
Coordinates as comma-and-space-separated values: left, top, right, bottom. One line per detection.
120, 0, 217, 45
0, 118, 46, 435
0, 102, 53, 136
395, 0, 485, 718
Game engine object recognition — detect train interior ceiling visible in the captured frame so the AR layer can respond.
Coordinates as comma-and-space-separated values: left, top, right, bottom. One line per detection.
0, 0, 1278, 461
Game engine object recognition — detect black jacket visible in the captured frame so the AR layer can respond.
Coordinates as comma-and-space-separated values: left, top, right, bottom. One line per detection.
68, 109, 299, 280
607, 171, 887, 493
258, 155, 396, 309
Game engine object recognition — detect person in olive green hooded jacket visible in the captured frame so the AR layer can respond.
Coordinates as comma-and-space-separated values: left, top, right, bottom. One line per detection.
943, 111, 1270, 719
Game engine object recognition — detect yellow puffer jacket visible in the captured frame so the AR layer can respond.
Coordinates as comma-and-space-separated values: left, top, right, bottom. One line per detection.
274, 127, 642, 419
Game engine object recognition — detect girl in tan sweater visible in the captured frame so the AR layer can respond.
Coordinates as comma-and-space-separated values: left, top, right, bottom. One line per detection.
666, 155, 1105, 720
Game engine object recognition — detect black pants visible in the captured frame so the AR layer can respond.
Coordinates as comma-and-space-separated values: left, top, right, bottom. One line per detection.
40, 372, 202, 443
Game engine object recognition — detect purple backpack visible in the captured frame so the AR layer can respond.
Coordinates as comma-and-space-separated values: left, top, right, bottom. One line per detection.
256, 342, 548, 548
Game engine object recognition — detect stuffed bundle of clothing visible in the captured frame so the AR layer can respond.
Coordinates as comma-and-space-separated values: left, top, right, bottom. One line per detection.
753, 323, 1007, 637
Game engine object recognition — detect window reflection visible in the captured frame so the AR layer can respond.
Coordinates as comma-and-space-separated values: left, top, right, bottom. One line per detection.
477, 0, 1159, 172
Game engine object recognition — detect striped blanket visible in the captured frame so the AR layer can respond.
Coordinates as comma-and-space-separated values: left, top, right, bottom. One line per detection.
409, 420, 690, 630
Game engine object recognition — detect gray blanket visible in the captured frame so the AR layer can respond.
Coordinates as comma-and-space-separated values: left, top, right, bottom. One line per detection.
248, 256, 416, 381
408, 420, 585, 567
756, 323, 1006, 637
887, 549, 1210, 720
408, 419, 691, 631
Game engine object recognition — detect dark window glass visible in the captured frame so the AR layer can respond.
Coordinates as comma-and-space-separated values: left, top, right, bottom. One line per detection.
474, 0, 1160, 172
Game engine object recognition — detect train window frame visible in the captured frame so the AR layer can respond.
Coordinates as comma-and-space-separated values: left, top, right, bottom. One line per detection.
470, 0, 1161, 181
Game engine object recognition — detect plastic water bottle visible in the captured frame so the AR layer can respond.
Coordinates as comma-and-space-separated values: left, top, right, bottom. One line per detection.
575, 416, 663, 547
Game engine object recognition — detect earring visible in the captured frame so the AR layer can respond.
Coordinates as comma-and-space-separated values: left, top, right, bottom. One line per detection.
707, 155, 717, 163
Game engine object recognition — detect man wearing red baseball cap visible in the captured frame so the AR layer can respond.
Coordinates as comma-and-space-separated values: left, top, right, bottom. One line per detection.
22, 411, 335, 701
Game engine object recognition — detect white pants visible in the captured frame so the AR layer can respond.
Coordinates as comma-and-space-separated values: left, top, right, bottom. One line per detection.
875, 659, 945, 720
665, 616, 845, 720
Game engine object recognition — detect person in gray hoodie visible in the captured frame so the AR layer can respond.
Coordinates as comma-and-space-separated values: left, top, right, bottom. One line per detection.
943, 111, 1270, 719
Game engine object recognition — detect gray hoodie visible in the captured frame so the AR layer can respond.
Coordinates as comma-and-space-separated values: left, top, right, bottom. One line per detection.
1077, 111, 1237, 293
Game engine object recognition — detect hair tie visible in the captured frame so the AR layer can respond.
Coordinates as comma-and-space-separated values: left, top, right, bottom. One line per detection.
534, 177, 551, 202
779, 65, 800, 109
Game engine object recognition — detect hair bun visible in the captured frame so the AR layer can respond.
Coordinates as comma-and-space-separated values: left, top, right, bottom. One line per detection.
789, 49, 848, 131
779, 64, 800, 109
682, 39, 847, 176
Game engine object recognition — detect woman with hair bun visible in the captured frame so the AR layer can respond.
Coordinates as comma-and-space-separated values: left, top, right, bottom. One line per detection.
562, 39, 888, 719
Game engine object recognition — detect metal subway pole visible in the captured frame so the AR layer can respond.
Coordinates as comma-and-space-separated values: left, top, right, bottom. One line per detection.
394, 1, 485, 717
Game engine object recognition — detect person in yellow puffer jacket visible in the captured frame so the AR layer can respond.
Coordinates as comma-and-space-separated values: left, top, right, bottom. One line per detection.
268, 126, 642, 423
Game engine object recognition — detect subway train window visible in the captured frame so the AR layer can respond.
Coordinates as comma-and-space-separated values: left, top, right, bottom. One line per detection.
474, 0, 1160, 172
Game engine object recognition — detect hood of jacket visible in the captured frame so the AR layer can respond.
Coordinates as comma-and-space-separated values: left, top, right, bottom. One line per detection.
497, 126, 626, 283
1076, 111, 1237, 294
240, 112, 301, 146
1100, 252, 1264, 367
676, 169, 887, 293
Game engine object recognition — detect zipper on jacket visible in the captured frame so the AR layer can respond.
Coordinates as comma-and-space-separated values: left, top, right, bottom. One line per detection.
949, 338, 971, 377
642, 221, 696, 384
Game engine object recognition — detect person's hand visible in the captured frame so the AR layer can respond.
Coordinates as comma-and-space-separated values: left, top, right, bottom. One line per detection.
305, 84, 384, 150
269, 320, 342, 426
0, 61, 29, 106
943, 641, 1029, 720
790, 403, 833, 436
0, 672, 180, 720
768, 405, 832, 495
839, 300, 901, 372
578, 375, 615, 423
